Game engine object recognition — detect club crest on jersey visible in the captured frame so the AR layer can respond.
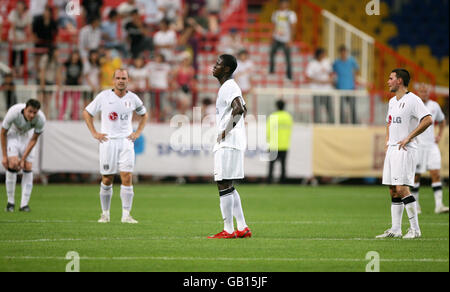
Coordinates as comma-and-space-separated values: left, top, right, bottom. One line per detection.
103, 164, 109, 171
109, 112, 118, 121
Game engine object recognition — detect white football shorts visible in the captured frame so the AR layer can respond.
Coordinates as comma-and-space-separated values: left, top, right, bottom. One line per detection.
6, 133, 35, 162
415, 144, 441, 174
382, 146, 416, 187
99, 138, 135, 175
214, 147, 244, 181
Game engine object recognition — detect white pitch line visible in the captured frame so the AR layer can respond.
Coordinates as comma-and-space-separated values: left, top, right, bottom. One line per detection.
0, 236, 448, 244
3, 255, 448, 263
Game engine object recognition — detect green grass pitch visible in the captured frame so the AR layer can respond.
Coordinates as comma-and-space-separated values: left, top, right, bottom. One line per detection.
0, 184, 448, 272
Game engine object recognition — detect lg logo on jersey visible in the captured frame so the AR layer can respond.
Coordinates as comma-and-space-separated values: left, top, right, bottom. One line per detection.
388, 115, 402, 124
108, 112, 129, 121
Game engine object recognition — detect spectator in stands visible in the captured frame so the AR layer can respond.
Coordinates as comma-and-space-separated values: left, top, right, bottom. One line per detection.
172, 53, 196, 117
0, 73, 17, 110
217, 27, 245, 55
157, 0, 183, 25
82, 49, 101, 109
153, 18, 177, 63
147, 53, 172, 121
332, 45, 360, 124
79, 17, 102, 64
178, 16, 207, 71
101, 9, 128, 58
54, 0, 77, 32
269, 0, 297, 81
29, 0, 48, 20
117, 0, 139, 27
32, 5, 58, 80
206, 0, 222, 34
8, 0, 32, 78
38, 48, 63, 117
306, 48, 334, 123
201, 97, 216, 125
184, 0, 206, 19
99, 47, 122, 89
128, 56, 149, 99
125, 9, 154, 59
82, 0, 103, 25
136, 0, 163, 26
0, 16, 3, 41
59, 50, 83, 120
267, 99, 293, 184
234, 49, 254, 104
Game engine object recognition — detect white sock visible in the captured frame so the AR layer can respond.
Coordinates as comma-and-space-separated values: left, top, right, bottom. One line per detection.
232, 189, 248, 231
100, 183, 113, 213
120, 185, 134, 217
20, 171, 33, 208
432, 182, 443, 209
391, 198, 404, 233
402, 195, 420, 232
219, 188, 235, 234
411, 182, 420, 204
5, 170, 17, 205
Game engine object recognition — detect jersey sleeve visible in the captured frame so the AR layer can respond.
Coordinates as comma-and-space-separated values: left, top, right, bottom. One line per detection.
34, 113, 46, 134
413, 96, 431, 120
226, 83, 243, 107
1, 107, 16, 130
85, 92, 103, 116
134, 94, 147, 115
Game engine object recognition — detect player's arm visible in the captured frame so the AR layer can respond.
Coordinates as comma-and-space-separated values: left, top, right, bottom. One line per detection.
19, 132, 41, 169
435, 119, 446, 144
1, 127, 9, 169
397, 115, 433, 150
385, 122, 389, 154
128, 112, 148, 142
82, 110, 108, 142
218, 97, 247, 142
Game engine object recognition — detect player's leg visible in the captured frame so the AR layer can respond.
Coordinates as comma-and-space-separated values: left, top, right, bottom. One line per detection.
118, 139, 137, 223
411, 173, 421, 214
19, 160, 33, 212
430, 169, 449, 213
98, 175, 114, 222
376, 185, 403, 238
5, 156, 20, 212
98, 140, 117, 223
217, 179, 236, 235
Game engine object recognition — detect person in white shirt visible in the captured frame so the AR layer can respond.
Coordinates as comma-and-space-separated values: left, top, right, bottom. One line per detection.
78, 18, 102, 63
153, 18, 177, 63
377, 69, 432, 239
306, 48, 334, 123
207, 54, 252, 239
269, 0, 297, 80
147, 53, 172, 121
234, 49, 254, 104
83, 69, 148, 224
411, 83, 448, 214
1, 99, 46, 212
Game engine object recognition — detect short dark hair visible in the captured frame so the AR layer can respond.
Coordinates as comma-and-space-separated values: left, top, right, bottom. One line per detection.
220, 54, 238, 75
314, 48, 325, 59
392, 68, 410, 86
26, 99, 41, 110
338, 45, 347, 52
276, 99, 285, 110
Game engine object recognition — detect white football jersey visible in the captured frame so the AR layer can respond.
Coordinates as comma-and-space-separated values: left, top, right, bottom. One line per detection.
2, 103, 46, 137
416, 100, 445, 146
386, 92, 431, 149
85, 89, 146, 139
213, 79, 247, 152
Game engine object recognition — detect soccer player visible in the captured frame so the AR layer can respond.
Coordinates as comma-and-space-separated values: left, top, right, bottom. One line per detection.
376, 69, 432, 239
411, 83, 448, 214
208, 54, 252, 239
1, 99, 45, 212
83, 69, 148, 224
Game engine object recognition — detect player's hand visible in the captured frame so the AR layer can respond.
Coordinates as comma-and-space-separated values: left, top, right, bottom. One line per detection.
217, 131, 225, 143
18, 159, 25, 170
397, 137, 411, 151
94, 132, 108, 143
128, 132, 139, 142
2, 157, 8, 170
435, 135, 441, 144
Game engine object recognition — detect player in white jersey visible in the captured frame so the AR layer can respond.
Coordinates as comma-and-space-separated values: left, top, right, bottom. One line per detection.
83, 69, 148, 224
1, 99, 46, 212
207, 54, 252, 239
377, 69, 432, 239
411, 83, 448, 214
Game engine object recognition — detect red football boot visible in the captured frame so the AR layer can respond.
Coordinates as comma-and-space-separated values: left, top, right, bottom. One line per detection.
236, 227, 252, 238
207, 230, 237, 239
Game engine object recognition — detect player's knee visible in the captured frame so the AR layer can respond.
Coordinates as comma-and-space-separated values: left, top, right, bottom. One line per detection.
102, 176, 114, 186
120, 172, 133, 186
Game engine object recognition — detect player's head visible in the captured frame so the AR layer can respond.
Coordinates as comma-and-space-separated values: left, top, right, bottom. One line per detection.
416, 82, 431, 102
314, 48, 325, 60
237, 49, 249, 60
338, 45, 348, 59
213, 54, 237, 79
279, 0, 289, 9
113, 69, 129, 91
388, 68, 410, 92
24, 99, 41, 121
276, 99, 285, 111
